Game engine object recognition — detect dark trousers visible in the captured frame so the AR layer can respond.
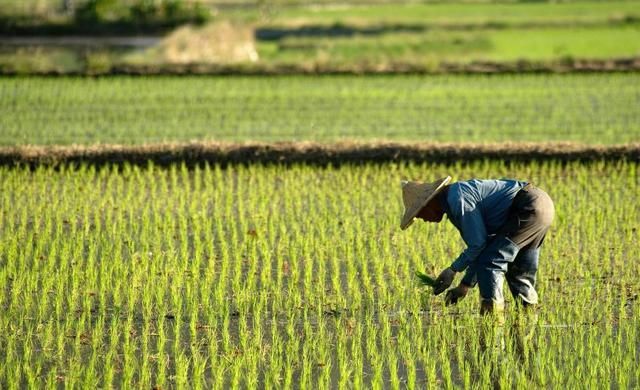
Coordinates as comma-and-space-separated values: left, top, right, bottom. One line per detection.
499, 184, 555, 250
472, 184, 555, 307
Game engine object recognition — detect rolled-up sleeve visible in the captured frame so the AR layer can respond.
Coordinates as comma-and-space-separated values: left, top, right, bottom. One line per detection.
448, 194, 487, 272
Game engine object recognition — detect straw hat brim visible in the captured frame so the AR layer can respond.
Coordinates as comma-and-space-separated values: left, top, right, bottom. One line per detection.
400, 176, 451, 230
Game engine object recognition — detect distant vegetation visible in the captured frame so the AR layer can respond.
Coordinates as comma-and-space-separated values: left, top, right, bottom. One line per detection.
74, 0, 210, 26
0, 0, 211, 34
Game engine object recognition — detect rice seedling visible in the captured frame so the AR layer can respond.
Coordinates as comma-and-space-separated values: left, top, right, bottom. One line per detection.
0, 160, 637, 387
415, 271, 437, 288
1, 74, 638, 145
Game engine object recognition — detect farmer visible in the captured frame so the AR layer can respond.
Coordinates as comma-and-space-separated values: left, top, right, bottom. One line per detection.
400, 177, 554, 314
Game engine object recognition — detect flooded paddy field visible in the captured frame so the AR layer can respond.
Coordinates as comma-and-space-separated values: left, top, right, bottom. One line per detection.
1, 161, 637, 387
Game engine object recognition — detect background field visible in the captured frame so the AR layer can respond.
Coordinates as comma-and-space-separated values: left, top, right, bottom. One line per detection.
4, 0, 640, 23
257, 25, 640, 65
1, 1, 639, 388
2, 1, 639, 74
2, 73, 639, 146
1, 161, 638, 388
270, 1, 640, 23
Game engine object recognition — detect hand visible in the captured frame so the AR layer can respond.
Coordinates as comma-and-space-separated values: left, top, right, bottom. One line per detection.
433, 267, 456, 295
445, 284, 470, 306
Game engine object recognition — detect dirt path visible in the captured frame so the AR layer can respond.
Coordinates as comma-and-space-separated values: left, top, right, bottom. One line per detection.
3, 57, 638, 75
2, 141, 638, 168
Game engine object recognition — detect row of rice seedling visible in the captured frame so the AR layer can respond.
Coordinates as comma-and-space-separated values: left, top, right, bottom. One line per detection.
1, 74, 638, 145
0, 160, 637, 387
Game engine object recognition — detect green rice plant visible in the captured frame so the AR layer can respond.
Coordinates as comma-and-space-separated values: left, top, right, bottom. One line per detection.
0, 160, 638, 387
414, 270, 437, 288
1, 74, 639, 145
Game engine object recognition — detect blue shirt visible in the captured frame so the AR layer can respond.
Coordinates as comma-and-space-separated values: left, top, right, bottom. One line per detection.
444, 179, 527, 272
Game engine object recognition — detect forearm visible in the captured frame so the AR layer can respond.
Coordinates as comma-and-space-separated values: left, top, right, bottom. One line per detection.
450, 245, 484, 273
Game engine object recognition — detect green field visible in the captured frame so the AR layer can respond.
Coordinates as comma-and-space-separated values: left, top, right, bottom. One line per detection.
2, 74, 639, 146
257, 25, 640, 68
4, 0, 639, 24
1, 161, 638, 387
269, 1, 640, 26
2, 1, 640, 75
252, 1, 640, 71
4, 24, 638, 75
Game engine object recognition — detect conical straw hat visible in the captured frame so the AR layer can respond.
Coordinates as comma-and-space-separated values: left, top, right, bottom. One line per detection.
400, 176, 451, 230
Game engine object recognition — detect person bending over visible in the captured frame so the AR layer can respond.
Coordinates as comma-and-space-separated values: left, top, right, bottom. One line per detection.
400, 176, 554, 314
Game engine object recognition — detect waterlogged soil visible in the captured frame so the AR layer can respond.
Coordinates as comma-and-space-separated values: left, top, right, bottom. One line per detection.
11, 294, 634, 388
